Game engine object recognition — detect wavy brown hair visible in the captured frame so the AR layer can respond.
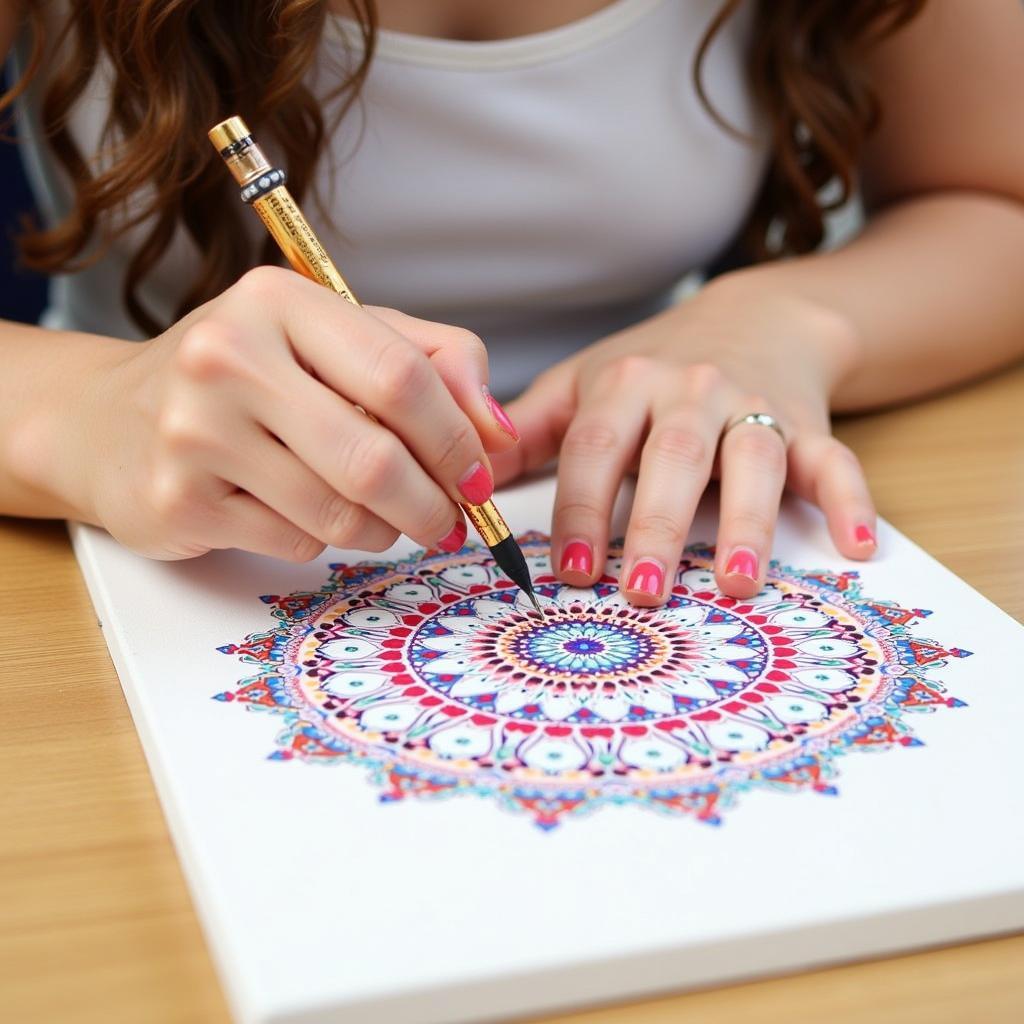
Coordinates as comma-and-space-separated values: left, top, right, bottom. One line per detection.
2, 0, 924, 336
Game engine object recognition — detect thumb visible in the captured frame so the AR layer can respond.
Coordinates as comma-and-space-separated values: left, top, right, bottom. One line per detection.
490, 360, 577, 487
362, 305, 516, 453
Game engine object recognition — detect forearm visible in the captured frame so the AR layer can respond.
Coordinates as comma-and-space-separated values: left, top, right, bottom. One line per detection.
713, 190, 1024, 412
0, 320, 131, 518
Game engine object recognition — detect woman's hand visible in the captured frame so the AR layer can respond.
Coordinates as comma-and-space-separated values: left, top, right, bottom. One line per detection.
28, 266, 519, 560
491, 274, 876, 604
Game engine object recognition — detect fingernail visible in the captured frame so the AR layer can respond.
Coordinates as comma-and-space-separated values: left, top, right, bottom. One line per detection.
854, 523, 876, 547
482, 385, 519, 441
625, 558, 665, 597
437, 519, 467, 553
560, 539, 593, 576
457, 461, 493, 505
725, 546, 758, 581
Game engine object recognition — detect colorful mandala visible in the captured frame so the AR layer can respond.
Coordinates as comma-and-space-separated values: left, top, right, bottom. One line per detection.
214, 533, 971, 829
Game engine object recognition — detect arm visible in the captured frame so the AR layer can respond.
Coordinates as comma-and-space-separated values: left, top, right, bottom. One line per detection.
0, 322, 131, 518
0, 1, 100, 517
494, 0, 1024, 604
712, 0, 1024, 412
2, 1, 521, 558
0, 265, 521, 558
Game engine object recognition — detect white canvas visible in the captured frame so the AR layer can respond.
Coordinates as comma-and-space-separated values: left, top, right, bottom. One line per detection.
69, 475, 1024, 1024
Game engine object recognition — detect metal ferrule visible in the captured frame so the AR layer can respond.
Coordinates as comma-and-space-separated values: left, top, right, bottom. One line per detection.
209, 117, 274, 187
462, 500, 511, 547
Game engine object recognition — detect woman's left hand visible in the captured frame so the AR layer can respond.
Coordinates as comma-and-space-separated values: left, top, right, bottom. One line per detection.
490, 274, 876, 604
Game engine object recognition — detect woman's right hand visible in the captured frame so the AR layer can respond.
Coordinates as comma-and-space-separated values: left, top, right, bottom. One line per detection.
39, 266, 519, 560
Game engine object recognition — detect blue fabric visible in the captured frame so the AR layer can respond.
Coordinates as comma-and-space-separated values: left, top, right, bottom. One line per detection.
1, 65, 47, 325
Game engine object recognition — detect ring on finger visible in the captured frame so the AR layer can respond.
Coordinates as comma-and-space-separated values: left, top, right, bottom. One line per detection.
723, 411, 787, 446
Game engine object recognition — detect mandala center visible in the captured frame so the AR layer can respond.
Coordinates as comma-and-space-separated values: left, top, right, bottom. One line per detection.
496, 612, 667, 682
402, 592, 771, 722
564, 638, 603, 654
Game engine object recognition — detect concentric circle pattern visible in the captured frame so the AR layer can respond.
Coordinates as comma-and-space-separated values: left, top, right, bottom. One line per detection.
216, 532, 970, 829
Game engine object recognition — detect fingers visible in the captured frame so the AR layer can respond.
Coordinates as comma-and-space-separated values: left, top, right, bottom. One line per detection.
239, 273, 494, 509
619, 386, 725, 606
253, 368, 467, 551
714, 412, 788, 598
552, 362, 732, 606
206, 491, 326, 562
314, 320, 494, 507
489, 360, 578, 486
363, 306, 520, 455
788, 434, 878, 559
550, 358, 653, 589
215, 423, 402, 553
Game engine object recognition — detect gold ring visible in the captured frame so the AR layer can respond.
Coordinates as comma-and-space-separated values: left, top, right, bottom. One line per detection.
724, 412, 786, 445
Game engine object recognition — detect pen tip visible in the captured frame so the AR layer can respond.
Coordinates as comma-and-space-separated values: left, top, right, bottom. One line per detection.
527, 591, 544, 618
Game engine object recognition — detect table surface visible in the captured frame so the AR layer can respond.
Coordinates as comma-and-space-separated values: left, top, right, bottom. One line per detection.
2, 364, 1023, 1024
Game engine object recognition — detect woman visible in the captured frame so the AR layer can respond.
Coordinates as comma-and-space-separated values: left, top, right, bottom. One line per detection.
0, 0, 1021, 606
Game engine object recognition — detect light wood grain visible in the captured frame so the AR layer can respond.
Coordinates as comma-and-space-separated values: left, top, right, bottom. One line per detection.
1, 365, 1022, 1024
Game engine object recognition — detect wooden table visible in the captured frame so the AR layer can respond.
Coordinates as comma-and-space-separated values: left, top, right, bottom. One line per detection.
2, 365, 1023, 1024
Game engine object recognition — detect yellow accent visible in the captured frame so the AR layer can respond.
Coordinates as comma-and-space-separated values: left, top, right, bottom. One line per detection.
207, 116, 250, 152
462, 499, 511, 546
251, 190, 360, 301
208, 116, 275, 187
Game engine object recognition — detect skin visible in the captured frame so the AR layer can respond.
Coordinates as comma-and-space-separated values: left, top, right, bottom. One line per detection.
0, 0, 1022, 603
0, 271, 514, 559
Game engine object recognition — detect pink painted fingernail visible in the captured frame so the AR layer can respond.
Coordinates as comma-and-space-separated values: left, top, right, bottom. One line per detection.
725, 546, 758, 581
457, 461, 493, 505
437, 519, 467, 553
482, 385, 519, 441
560, 539, 593, 576
625, 558, 665, 597
854, 523, 876, 547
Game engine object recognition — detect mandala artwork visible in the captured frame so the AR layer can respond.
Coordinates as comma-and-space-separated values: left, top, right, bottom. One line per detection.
215, 533, 971, 829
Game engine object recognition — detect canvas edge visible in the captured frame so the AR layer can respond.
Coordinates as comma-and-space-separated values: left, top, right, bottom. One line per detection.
870, 514, 1023, 629
67, 521, 261, 1024
262, 893, 1024, 1024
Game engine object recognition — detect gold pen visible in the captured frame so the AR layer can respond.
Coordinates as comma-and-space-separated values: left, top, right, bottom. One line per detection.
208, 115, 541, 614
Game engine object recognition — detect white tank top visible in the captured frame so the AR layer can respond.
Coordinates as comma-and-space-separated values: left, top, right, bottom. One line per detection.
14, 0, 767, 398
